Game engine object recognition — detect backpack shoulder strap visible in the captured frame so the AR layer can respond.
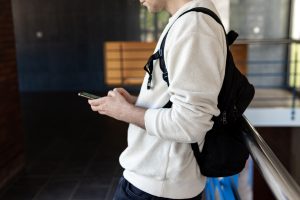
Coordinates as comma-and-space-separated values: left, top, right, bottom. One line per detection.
158, 7, 236, 87
144, 7, 238, 90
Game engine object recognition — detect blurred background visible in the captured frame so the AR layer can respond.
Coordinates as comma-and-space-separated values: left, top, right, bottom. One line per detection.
0, 0, 300, 199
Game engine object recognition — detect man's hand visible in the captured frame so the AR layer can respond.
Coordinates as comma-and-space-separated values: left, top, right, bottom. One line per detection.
114, 88, 138, 105
88, 88, 146, 129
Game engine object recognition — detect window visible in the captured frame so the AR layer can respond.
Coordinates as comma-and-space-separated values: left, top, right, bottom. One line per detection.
139, 7, 169, 41
290, 0, 300, 88
230, 0, 291, 88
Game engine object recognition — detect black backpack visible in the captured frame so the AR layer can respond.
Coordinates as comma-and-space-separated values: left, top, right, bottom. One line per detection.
144, 7, 255, 177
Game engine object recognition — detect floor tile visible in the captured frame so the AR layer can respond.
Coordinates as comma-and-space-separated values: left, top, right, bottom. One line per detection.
0, 93, 128, 200
71, 185, 109, 200
0, 186, 41, 200
33, 178, 79, 200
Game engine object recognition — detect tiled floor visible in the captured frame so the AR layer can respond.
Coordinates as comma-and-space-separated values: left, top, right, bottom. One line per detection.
0, 92, 128, 200
1, 92, 300, 200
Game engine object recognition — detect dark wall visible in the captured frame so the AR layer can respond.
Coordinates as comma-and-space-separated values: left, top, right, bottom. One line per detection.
12, 0, 141, 92
0, 0, 25, 189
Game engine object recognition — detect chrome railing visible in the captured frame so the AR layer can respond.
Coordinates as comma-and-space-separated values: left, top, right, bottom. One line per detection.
204, 38, 300, 199
241, 116, 300, 200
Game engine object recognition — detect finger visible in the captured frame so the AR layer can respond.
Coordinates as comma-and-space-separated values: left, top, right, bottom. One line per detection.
91, 103, 106, 112
91, 105, 98, 111
113, 88, 120, 92
88, 100, 96, 106
88, 99, 99, 106
112, 88, 124, 97
107, 90, 116, 97
115, 88, 127, 96
98, 110, 107, 115
88, 97, 105, 106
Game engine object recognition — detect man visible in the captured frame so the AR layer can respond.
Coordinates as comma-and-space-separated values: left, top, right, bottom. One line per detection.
88, 0, 226, 199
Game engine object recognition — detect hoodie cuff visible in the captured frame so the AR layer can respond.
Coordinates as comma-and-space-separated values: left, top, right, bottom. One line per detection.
144, 108, 160, 137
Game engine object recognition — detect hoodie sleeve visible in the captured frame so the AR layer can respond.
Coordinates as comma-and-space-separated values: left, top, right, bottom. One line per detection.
144, 14, 227, 143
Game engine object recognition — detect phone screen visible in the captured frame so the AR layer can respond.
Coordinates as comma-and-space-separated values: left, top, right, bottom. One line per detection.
78, 92, 100, 100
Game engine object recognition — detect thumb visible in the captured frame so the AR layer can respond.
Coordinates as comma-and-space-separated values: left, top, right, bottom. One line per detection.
113, 88, 123, 98
114, 88, 129, 96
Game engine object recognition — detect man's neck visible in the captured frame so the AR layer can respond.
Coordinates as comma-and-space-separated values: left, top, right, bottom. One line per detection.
165, 0, 193, 15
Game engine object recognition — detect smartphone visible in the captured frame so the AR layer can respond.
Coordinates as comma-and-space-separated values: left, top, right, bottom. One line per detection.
78, 92, 100, 100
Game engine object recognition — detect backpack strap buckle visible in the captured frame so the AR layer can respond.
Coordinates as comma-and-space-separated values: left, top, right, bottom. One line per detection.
162, 72, 169, 86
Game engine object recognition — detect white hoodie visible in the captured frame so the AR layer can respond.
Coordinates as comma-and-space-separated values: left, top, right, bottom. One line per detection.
119, 0, 227, 198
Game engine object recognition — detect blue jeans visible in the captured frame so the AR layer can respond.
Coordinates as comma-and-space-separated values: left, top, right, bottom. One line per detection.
113, 176, 203, 200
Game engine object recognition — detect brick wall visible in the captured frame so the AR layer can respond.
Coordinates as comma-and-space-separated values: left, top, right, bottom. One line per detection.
0, 0, 25, 189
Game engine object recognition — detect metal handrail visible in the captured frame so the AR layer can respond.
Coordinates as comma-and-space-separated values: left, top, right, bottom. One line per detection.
241, 116, 300, 200
235, 38, 300, 44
